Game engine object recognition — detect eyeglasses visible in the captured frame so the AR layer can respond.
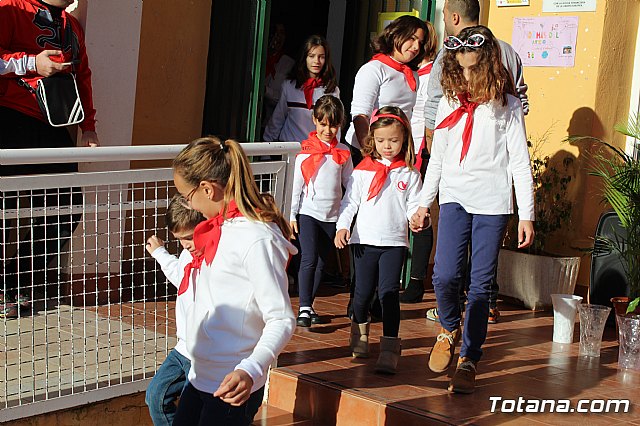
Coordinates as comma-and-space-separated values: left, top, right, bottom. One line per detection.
181, 186, 198, 207
443, 34, 486, 50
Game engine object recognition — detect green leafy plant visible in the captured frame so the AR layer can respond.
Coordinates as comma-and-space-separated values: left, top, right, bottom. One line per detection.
504, 131, 573, 255
570, 115, 640, 314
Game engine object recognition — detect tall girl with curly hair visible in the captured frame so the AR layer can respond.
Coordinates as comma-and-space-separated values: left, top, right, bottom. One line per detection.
410, 25, 535, 394
264, 35, 339, 143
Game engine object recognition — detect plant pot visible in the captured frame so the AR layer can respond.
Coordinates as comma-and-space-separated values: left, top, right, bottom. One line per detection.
497, 249, 581, 310
578, 304, 611, 358
551, 294, 582, 343
616, 313, 640, 370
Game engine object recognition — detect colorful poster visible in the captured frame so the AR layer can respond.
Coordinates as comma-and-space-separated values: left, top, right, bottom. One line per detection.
497, 0, 530, 6
543, 0, 596, 12
512, 16, 579, 67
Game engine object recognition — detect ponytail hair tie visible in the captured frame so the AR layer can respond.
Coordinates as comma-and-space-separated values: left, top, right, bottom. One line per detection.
220, 140, 229, 153
369, 109, 409, 129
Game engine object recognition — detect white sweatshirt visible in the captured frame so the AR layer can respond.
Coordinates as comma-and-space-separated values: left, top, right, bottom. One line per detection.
151, 247, 196, 360
337, 159, 423, 247
345, 60, 418, 149
419, 94, 535, 220
410, 62, 433, 153
290, 140, 354, 222
186, 218, 297, 394
264, 80, 340, 143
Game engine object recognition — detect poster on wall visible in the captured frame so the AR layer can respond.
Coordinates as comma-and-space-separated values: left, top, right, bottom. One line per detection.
497, 0, 529, 6
542, 0, 596, 12
512, 16, 579, 67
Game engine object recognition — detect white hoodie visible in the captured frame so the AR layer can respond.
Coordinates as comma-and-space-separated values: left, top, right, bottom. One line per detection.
186, 218, 297, 394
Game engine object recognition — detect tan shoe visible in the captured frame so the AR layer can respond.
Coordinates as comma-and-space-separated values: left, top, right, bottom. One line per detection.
448, 357, 477, 394
428, 327, 460, 373
350, 321, 370, 358
375, 336, 401, 374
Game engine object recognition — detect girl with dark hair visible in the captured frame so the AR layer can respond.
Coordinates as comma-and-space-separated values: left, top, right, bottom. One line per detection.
344, 15, 429, 157
410, 25, 534, 394
264, 35, 340, 143
335, 107, 423, 375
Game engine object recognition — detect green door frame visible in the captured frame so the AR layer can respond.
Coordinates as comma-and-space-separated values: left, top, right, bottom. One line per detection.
246, 0, 271, 142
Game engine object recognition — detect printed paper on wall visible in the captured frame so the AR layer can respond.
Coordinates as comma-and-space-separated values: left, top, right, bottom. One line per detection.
497, 0, 529, 6
543, 0, 596, 12
512, 16, 579, 67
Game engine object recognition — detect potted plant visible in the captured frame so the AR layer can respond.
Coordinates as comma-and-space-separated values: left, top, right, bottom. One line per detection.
572, 116, 640, 370
496, 131, 581, 310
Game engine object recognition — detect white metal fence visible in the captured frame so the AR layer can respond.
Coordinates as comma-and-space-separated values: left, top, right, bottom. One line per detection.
0, 142, 299, 422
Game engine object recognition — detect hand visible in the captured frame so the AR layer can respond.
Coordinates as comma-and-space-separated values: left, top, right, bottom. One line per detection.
334, 229, 350, 249
517, 220, 535, 249
81, 130, 99, 147
35, 50, 69, 77
213, 369, 254, 406
146, 235, 164, 255
409, 207, 430, 232
290, 221, 298, 239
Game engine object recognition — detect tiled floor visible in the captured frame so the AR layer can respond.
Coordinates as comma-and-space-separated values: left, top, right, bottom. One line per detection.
267, 286, 640, 425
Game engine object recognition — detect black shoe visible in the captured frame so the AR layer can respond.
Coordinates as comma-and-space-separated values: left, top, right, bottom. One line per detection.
400, 278, 425, 304
297, 310, 312, 327
310, 311, 322, 324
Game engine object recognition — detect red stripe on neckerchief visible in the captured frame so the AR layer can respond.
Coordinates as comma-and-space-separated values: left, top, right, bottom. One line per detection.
192, 200, 244, 269
301, 78, 323, 109
435, 92, 479, 163
300, 132, 351, 187
370, 54, 416, 92
355, 156, 406, 201
418, 61, 433, 77
177, 254, 203, 296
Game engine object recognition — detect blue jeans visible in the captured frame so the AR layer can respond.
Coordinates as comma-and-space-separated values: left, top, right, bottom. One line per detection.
145, 348, 191, 426
432, 203, 509, 362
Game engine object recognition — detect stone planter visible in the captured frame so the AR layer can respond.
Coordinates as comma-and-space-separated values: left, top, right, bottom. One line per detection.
497, 249, 581, 311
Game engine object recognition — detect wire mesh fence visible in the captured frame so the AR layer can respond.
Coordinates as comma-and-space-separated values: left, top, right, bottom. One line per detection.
0, 143, 298, 421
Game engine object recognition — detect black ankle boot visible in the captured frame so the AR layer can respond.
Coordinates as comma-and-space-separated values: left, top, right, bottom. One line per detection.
400, 278, 425, 303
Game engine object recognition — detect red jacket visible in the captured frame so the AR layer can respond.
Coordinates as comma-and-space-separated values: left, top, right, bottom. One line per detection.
0, 0, 96, 131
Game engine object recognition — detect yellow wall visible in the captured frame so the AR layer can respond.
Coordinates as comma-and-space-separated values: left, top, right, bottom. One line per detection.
486, 1, 639, 288
131, 1, 212, 148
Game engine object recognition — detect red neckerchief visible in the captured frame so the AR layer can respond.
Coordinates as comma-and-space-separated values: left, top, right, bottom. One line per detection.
418, 61, 433, 77
265, 51, 283, 79
301, 78, 323, 109
300, 132, 351, 186
371, 54, 416, 92
435, 93, 479, 163
192, 200, 244, 268
355, 155, 406, 201
177, 254, 203, 296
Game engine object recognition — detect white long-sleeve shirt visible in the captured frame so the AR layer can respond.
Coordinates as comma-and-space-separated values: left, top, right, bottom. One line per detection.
151, 247, 196, 360
263, 80, 340, 142
419, 94, 534, 220
337, 159, 423, 247
186, 218, 297, 394
410, 62, 433, 153
290, 140, 354, 222
345, 60, 418, 149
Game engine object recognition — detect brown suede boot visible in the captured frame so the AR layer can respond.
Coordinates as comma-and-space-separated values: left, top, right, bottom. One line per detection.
350, 321, 370, 358
428, 327, 461, 373
448, 357, 477, 394
375, 336, 402, 374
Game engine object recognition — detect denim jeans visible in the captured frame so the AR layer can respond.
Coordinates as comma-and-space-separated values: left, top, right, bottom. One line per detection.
432, 203, 509, 362
145, 348, 191, 426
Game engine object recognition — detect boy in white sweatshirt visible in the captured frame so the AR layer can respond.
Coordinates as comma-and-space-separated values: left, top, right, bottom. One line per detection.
144, 195, 204, 426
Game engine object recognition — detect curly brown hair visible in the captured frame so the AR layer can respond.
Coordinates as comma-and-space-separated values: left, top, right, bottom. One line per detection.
371, 15, 429, 70
440, 25, 515, 106
361, 106, 416, 168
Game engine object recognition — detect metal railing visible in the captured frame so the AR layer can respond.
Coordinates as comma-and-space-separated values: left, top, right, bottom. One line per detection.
0, 142, 299, 422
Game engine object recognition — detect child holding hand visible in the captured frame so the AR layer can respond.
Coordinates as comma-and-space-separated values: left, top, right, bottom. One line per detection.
290, 95, 353, 328
335, 107, 423, 374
